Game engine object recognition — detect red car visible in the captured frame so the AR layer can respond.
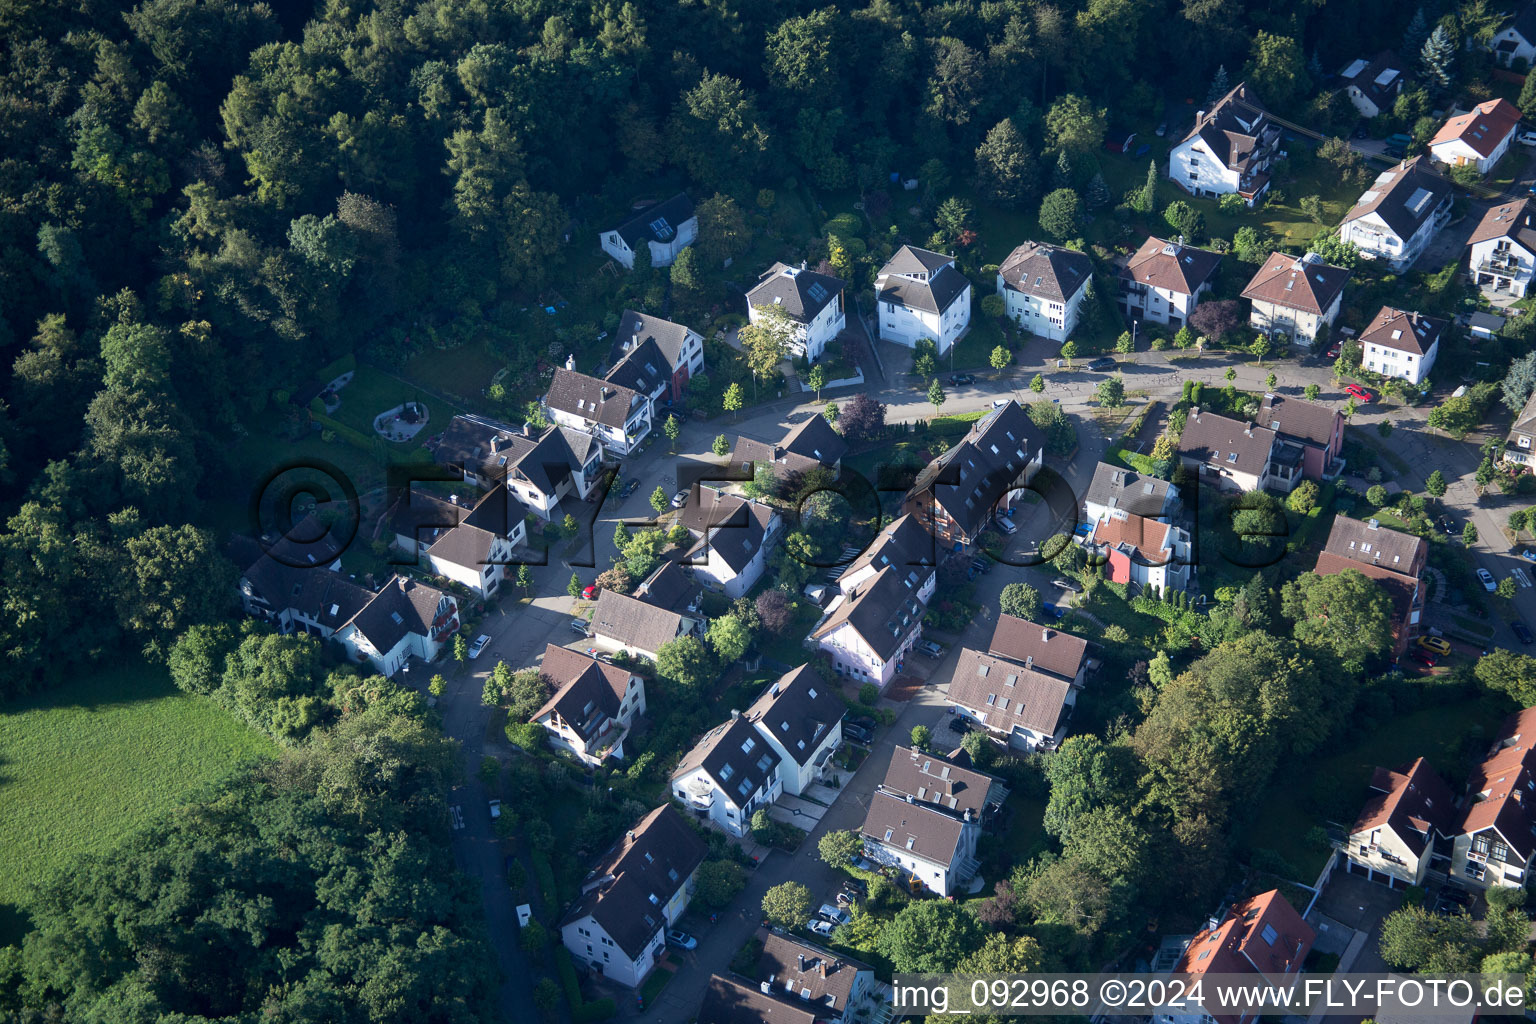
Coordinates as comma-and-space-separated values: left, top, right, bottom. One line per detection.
581, 585, 599, 600
1343, 384, 1373, 402
1326, 345, 1341, 359
1410, 648, 1438, 668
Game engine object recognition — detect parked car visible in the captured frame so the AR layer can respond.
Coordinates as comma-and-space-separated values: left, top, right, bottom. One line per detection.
991, 398, 1011, 409
918, 640, 945, 658
665, 930, 698, 950
1343, 384, 1374, 402
1478, 568, 1498, 592
995, 515, 1018, 535
1410, 648, 1438, 667
468, 634, 492, 659
1041, 602, 1066, 619
1515, 621, 1535, 645
835, 891, 856, 906
488, 799, 501, 819
671, 489, 691, 508
841, 876, 868, 896
969, 558, 992, 575
1521, 548, 1536, 562
570, 618, 591, 636
842, 721, 873, 744
580, 584, 599, 600
1352, 124, 1368, 139
817, 904, 851, 926
1087, 356, 1116, 372
808, 919, 835, 936
619, 478, 641, 499
1416, 636, 1451, 656
1438, 515, 1457, 535
1156, 121, 1168, 137
1520, 130, 1536, 147
948, 716, 971, 734
950, 373, 975, 385
1326, 344, 1341, 359
1052, 578, 1081, 593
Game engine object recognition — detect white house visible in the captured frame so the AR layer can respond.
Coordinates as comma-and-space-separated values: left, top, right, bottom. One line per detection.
729, 413, 849, 481
237, 514, 375, 638
1167, 82, 1280, 206
836, 513, 937, 602
333, 577, 460, 679
605, 309, 705, 413
1240, 251, 1350, 346
1082, 462, 1180, 525
433, 414, 602, 519
1358, 306, 1445, 386
1339, 156, 1453, 271
874, 245, 972, 355
544, 366, 652, 457
1428, 98, 1521, 176
1177, 408, 1283, 493
1342, 757, 1452, 889
1491, 7, 1536, 67
1502, 390, 1536, 469
947, 614, 1088, 751
1118, 236, 1222, 329
1448, 706, 1536, 891
387, 487, 528, 599
589, 589, 698, 662
529, 644, 646, 766
1338, 51, 1406, 119
811, 565, 926, 690
1087, 510, 1191, 595
677, 487, 782, 600
670, 714, 784, 837
599, 193, 697, 270
559, 805, 707, 988
1468, 197, 1536, 297
995, 241, 1093, 343
1157, 890, 1314, 1024
739, 665, 843, 796
746, 262, 846, 360
752, 933, 881, 1023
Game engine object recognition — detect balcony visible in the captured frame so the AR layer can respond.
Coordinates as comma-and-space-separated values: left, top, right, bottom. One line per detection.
1475, 255, 1523, 276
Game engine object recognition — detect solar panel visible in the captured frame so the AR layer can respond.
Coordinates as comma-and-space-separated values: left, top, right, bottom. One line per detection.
648, 216, 674, 241
807, 281, 828, 304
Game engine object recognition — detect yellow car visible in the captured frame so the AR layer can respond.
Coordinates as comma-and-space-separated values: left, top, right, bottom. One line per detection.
1416, 636, 1451, 656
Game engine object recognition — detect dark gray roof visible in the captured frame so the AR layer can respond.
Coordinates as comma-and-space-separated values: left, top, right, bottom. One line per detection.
433, 415, 589, 496
1083, 462, 1176, 517
346, 576, 456, 654
811, 565, 925, 661
746, 262, 845, 323
742, 665, 840, 768
605, 310, 697, 396
560, 806, 707, 961
1343, 156, 1451, 243
545, 369, 644, 429
1359, 306, 1447, 356
1177, 408, 1278, 477
1338, 51, 1405, 109
842, 513, 938, 581
672, 715, 783, 806
880, 745, 1006, 816
780, 414, 847, 468
1253, 394, 1342, 450
905, 401, 1044, 541
241, 516, 374, 631
877, 246, 970, 315
755, 934, 873, 1015
997, 242, 1092, 302
698, 974, 818, 1024
530, 643, 633, 740
610, 193, 695, 249
1504, 5, 1536, 46
1469, 198, 1536, 253
679, 489, 778, 574
1180, 81, 1276, 174
861, 789, 965, 868
883, 244, 953, 275
634, 559, 699, 614
591, 589, 686, 653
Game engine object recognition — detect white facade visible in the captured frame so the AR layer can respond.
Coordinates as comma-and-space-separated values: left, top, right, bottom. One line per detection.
862, 815, 979, 898
535, 674, 647, 766
1123, 279, 1208, 327
759, 720, 841, 797
815, 616, 920, 690
1340, 206, 1450, 272
996, 275, 1089, 343
1449, 828, 1529, 890
1491, 23, 1536, 67
1430, 135, 1513, 176
1347, 820, 1436, 888
334, 596, 459, 679
1169, 132, 1243, 199
1362, 337, 1437, 385
545, 400, 652, 458
750, 295, 846, 361
392, 526, 526, 600
1470, 234, 1535, 298
670, 761, 782, 838
876, 296, 970, 354
691, 513, 781, 600
1247, 290, 1344, 344
560, 870, 694, 987
599, 217, 698, 270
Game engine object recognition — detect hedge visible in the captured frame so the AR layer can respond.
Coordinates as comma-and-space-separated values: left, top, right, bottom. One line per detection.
555, 948, 617, 1022
316, 352, 358, 380
310, 409, 376, 450
531, 850, 559, 909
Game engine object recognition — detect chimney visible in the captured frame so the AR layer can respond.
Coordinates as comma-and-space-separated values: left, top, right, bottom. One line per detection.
798, 954, 806, 971
1244, 424, 1252, 437
565, 353, 575, 371
964, 807, 973, 822
625, 830, 635, 841
819, 960, 827, 979
731, 708, 740, 719
1041, 628, 1050, 642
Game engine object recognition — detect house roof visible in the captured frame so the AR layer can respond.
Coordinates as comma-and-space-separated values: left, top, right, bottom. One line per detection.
997, 241, 1093, 302
1322, 515, 1427, 575
1240, 251, 1350, 315
1342, 156, 1451, 243
1176, 889, 1314, 1014
634, 559, 700, 614
880, 745, 1006, 816
529, 643, 635, 739
434, 415, 589, 495
742, 665, 841, 768
1338, 51, 1404, 109
240, 515, 374, 631
560, 805, 707, 961
755, 932, 872, 1015
1179, 82, 1275, 174
841, 513, 938, 585
1514, 390, 1536, 437
672, 714, 783, 807
1120, 236, 1223, 296
1253, 393, 1341, 451
906, 401, 1043, 541
1469, 197, 1536, 252
698, 974, 818, 1024
988, 614, 1088, 680
590, 589, 686, 654
730, 415, 848, 477
1313, 555, 1419, 627
746, 262, 845, 324
605, 310, 696, 396
1469, 311, 1508, 334
610, 193, 695, 250
1091, 510, 1173, 562
679, 488, 778, 575
949, 647, 1076, 737
1501, 5, 1536, 46
1351, 757, 1453, 859
1430, 98, 1522, 158
1177, 408, 1278, 477
389, 486, 524, 571
876, 246, 971, 315
1359, 306, 1447, 356
545, 368, 644, 430
1083, 462, 1176, 517
811, 565, 925, 662
345, 576, 455, 654
861, 789, 966, 869
1459, 707, 1536, 858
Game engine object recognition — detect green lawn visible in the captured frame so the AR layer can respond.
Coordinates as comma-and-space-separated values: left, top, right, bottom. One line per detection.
0, 661, 277, 940
331, 362, 465, 439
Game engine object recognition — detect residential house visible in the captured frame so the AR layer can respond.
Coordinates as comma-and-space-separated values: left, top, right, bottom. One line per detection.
739, 665, 843, 796
1156, 890, 1314, 1024
237, 514, 373, 638
729, 413, 848, 482
544, 366, 652, 457
836, 513, 938, 603
1339, 157, 1454, 271
605, 309, 706, 411
1314, 516, 1428, 659
433, 414, 602, 519
1167, 82, 1281, 206
880, 745, 1010, 824
333, 576, 460, 678
1428, 98, 1521, 176
599, 193, 697, 270
529, 644, 647, 766
1342, 757, 1453, 889
1469, 311, 1508, 341
746, 262, 846, 361
1086, 509, 1191, 595
1358, 306, 1446, 386
948, 614, 1089, 751
1448, 707, 1536, 890
386, 487, 528, 599
677, 487, 782, 599
874, 245, 973, 354
1118, 235, 1222, 329
589, 589, 698, 661
995, 241, 1093, 343
671, 713, 784, 837
559, 805, 707, 987
1501, 390, 1536, 469
1176, 408, 1286, 493
633, 560, 704, 617
1240, 251, 1350, 345
811, 565, 926, 689
1338, 52, 1406, 119
1252, 393, 1346, 482
753, 932, 880, 1023
901, 401, 1045, 551
1468, 198, 1536, 297
1082, 461, 1181, 525
697, 974, 818, 1024
1490, 7, 1536, 67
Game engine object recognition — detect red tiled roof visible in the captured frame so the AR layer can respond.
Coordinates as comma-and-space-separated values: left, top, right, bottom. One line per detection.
1177, 890, 1314, 1024
1351, 757, 1453, 858
1459, 707, 1536, 859
1430, 98, 1521, 158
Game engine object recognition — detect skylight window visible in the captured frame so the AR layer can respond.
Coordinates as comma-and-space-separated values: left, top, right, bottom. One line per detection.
806, 281, 829, 304
648, 216, 674, 241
